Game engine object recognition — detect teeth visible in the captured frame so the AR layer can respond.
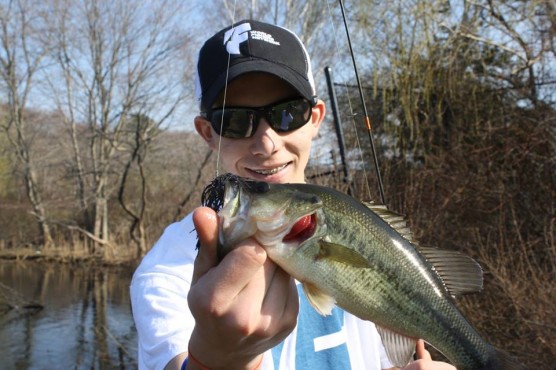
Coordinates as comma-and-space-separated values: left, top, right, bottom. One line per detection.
253, 164, 287, 175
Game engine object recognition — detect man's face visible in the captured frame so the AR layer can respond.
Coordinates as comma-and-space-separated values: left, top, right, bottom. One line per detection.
195, 73, 324, 184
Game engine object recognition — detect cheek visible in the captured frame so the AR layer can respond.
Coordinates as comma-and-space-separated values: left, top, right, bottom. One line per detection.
289, 126, 314, 156
215, 140, 245, 168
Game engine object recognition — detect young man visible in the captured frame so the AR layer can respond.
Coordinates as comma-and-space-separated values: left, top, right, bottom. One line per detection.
130, 20, 457, 370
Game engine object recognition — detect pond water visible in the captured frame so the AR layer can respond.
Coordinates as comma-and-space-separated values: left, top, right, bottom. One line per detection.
0, 260, 138, 370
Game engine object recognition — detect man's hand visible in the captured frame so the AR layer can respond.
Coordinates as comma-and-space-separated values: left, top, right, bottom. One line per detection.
187, 207, 299, 370
396, 340, 457, 370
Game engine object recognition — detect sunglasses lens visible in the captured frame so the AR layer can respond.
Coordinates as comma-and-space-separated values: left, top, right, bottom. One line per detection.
269, 100, 311, 132
209, 99, 312, 139
211, 110, 256, 138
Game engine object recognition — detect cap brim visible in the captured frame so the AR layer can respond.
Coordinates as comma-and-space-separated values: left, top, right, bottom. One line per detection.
202, 60, 315, 109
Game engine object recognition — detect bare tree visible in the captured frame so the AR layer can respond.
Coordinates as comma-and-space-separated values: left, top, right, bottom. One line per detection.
0, 0, 53, 247
117, 115, 152, 257
117, 112, 179, 258
443, 0, 556, 107
44, 0, 190, 254
46, 1, 91, 235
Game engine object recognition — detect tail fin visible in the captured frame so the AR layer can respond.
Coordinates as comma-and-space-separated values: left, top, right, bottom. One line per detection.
487, 348, 528, 370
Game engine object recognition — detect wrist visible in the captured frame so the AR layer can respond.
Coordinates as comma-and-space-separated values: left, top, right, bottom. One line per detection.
186, 346, 263, 370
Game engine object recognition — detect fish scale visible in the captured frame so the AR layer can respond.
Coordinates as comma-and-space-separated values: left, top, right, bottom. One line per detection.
202, 173, 527, 370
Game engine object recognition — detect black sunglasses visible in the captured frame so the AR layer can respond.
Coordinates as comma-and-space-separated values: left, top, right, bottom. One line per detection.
201, 97, 315, 139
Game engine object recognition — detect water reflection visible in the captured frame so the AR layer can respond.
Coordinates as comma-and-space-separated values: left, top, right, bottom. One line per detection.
0, 260, 137, 369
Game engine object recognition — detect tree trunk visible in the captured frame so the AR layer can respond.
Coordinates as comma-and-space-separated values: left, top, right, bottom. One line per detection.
24, 163, 53, 247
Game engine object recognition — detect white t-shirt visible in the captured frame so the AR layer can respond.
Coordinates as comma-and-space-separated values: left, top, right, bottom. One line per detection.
130, 213, 394, 370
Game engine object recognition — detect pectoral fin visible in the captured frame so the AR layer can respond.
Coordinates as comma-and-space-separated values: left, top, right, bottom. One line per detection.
317, 240, 371, 268
302, 282, 336, 316
376, 325, 417, 368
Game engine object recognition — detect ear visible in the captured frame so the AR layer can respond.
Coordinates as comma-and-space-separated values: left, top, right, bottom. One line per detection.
309, 99, 326, 138
195, 116, 218, 150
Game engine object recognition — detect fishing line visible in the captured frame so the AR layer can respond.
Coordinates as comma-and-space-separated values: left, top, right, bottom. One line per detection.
215, 0, 238, 177
324, 0, 373, 201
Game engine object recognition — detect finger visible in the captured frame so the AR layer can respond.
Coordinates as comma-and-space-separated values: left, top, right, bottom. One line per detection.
415, 339, 432, 361
212, 239, 267, 299
192, 207, 219, 283
260, 263, 294, 314
261, 265, 299, 335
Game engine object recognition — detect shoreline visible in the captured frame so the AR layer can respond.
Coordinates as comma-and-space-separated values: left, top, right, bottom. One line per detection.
0, 247, 139, 266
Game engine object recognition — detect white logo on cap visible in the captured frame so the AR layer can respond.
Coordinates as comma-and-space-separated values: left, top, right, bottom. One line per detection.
251, 30, 280, 45
224, 22, 281, 55
224, 23, 251, 54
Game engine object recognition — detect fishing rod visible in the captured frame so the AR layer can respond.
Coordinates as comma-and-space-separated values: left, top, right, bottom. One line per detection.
324, 66, 353, 196
338, 0, 386, 205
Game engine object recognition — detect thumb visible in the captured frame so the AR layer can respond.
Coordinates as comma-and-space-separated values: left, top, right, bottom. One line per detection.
191, 206, 219, 283
415, 339, 432, 361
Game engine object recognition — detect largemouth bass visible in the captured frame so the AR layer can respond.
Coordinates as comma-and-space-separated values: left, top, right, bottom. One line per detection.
201, 173, 525, 370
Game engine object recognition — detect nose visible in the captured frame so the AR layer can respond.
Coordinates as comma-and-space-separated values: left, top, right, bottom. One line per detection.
249, 118, 284, 157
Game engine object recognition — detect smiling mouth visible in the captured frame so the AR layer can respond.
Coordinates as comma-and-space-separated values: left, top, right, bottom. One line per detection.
251, 163, 289, 175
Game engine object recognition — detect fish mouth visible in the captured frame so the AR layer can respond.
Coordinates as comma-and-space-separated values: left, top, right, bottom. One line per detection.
202, 173, 322, 251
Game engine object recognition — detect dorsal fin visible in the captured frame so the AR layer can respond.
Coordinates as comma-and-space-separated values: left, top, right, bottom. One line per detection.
364, 202, 413, 242
363, 202, 483, 296
363, 202, 482, 296
419, 247, 484, 295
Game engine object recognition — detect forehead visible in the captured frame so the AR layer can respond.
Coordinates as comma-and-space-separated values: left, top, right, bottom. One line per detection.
213, 72, 300, 107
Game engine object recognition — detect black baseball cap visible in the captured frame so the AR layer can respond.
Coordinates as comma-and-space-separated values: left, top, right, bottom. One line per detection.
195, 20, 317, 110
